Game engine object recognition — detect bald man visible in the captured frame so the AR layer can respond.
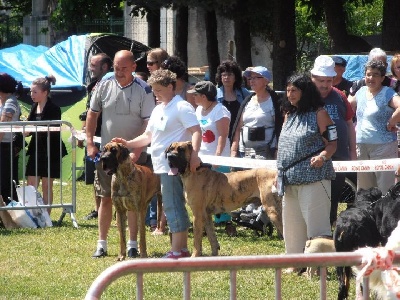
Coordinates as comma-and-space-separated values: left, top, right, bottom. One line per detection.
86, 50, 155, 258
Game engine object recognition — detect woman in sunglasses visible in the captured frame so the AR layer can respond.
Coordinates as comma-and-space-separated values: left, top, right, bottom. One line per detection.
231, 66, 283, 160
146, 48, 169, 73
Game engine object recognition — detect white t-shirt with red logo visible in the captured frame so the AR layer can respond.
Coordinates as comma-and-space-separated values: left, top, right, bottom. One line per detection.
196, 102, 231, 157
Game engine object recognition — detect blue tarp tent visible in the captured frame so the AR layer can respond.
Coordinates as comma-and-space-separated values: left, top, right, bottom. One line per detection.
0, 35, 87, 89
338, 54, 393, 81
0, 33, 151, 92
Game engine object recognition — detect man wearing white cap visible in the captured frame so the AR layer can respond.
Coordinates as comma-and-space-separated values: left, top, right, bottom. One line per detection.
311, 55, 356, 226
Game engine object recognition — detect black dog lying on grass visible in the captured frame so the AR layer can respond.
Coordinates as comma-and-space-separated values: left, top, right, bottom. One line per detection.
334, 187, 383, 300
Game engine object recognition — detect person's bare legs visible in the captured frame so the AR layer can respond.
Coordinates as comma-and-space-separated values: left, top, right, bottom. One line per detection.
152, 210, 167, 235
98, 196, 113, 241
171, 231, 188, 252
27, 176, 38, 188
92, 196, 113, 257
41, 177, 54, 215
159, 211, 167, 232
95, 196, 101, 212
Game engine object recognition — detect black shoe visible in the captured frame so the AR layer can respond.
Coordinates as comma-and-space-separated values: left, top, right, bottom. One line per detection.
127, 248, 139, 258
84, 210, 98, 220
92, 248, 107, 258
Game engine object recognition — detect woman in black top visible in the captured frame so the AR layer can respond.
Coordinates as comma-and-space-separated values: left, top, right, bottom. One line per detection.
26, 75, 67, 214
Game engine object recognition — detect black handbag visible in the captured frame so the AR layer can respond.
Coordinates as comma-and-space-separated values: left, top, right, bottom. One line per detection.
241, 128, 276, 160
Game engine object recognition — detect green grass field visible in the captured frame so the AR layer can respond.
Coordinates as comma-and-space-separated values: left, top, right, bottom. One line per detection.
0, 181, 356, 299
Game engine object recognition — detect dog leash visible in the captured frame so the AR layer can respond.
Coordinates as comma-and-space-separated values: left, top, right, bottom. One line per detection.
369, 181, 400, 207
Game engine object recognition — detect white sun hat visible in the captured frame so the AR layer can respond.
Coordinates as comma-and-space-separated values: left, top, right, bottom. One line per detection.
310, 55, 337, 77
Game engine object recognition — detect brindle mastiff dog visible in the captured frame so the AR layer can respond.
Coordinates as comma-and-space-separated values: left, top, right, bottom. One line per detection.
101, 142, 161, 260
165, 141, 283, 257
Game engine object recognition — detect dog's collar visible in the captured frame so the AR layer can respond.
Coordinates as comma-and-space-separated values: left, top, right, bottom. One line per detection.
196, 162, 212, 171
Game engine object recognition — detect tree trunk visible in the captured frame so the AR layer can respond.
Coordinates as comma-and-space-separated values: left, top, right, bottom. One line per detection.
323, 0, 349, 52
204, 9, 220, 84
324, 0, 371, 53
233, 0, 252, 70
147, 9, 161, 48
174, 6, 188, 66
233, 19, 252, 71
271, 0, 296, 91
382, 0, 400, 51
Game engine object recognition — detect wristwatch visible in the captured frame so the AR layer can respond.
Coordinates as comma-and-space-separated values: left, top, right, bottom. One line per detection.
319, 154, 327, 162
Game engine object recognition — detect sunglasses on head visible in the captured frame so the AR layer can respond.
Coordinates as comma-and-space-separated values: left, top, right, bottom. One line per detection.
146, 61, 158, 66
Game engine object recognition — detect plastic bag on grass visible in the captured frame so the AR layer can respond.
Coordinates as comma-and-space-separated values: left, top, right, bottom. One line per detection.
15, 185, 52, 228
7, 200, 37, 228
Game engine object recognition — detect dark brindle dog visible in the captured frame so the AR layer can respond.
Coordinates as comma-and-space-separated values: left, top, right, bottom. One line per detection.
101, 142, 161, 260
165, 141, 283, 257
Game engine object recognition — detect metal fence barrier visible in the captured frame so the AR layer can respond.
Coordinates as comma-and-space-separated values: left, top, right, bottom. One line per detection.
85, 252, 400, 300
0, 120, 78, 228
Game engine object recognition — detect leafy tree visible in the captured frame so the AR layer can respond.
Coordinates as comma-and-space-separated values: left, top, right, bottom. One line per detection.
48, 0, 124, 41
1, 0, 30, 17
298, 0, 375, 53
2, 0, 127, 44
127, 0, 169, 48
345, 0, 382, 37
0, 0, 30, 47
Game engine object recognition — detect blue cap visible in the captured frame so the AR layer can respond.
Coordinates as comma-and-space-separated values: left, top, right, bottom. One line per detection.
243, 66, 272, 81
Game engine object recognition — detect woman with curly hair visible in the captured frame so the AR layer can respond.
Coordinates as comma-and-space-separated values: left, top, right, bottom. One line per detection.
161, 56, 195, 108
215, 60, 250, 140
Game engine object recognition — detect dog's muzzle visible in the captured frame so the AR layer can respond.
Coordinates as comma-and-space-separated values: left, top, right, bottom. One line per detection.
101, 152, 117, 176
166, 152, 187, 176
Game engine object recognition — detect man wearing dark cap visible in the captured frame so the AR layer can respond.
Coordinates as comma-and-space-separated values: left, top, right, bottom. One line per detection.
332, 56, 353, 96
188, 81, 217, 100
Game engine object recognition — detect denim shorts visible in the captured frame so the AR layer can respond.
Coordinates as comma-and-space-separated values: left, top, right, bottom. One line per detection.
159, 173, 191, 233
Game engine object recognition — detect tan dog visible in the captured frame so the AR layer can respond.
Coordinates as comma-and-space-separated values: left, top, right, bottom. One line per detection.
165, 141, 283, 257
0, 196, 19, 229
304, 236, 335, 278
101, 142, 161, 261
